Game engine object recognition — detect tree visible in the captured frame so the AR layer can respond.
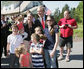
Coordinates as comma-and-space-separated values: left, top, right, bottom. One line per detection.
76, 1, 83, 23
54, 8, 60, 23
62, 4, 69, 13
70, 8, 75, 18
60, 4, 70, 18
70, 1, 83, 23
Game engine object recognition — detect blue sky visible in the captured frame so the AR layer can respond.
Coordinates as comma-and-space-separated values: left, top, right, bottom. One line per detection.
43, 1, 81, 13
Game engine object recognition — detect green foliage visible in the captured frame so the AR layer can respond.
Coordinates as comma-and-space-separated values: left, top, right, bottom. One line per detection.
73, 23, 83, 38
54, 8, 60, 23
62, 4, 69, 13
54, 4, 70, 23
76, 1, 83, 23
70, 1, 83, 23
53, 1, 83, 24
53, 1, 83, 38
61, 4, 69, 18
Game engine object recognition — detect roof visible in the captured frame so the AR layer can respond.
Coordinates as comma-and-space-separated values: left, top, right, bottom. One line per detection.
1, 1, 44, 15
22, 6, 41, 14
1, 1, 31, 15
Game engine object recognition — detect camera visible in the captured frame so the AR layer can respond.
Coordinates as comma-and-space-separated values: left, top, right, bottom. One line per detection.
65, 24, 68, 26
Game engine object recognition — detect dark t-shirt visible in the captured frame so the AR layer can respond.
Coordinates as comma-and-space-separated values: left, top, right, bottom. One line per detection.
43, 27, 59, 50
23, 23, 35, 41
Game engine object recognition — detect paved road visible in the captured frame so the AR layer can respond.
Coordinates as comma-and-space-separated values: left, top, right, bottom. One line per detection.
1, 41, 83, 68
57, 40, 83, 68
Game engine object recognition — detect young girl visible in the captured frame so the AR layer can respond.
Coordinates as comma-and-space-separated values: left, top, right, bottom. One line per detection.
16, 16, 28, 50
43, 15, 59, 68
15, 44, 32, 68
16, 16, 24, 31
30, 33, 45, 68
35, 26, 47, 45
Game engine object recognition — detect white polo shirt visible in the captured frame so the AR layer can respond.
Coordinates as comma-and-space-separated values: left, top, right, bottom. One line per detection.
7, 34, 23, 54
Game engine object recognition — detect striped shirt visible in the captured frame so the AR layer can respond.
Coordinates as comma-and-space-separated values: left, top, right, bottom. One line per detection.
30, 43, 45, 68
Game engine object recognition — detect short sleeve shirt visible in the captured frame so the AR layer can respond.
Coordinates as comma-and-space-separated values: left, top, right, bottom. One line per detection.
30, 43, 44, 68
7, 34, 23, 53
58, 18, 77, 38
43, 27, 59, 50
20, 52, 30, 67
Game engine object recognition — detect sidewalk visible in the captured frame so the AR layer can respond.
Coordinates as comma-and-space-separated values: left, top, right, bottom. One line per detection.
57, 40, 83, 68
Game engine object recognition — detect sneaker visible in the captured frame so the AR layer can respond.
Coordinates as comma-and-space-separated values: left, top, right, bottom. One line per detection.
65, 56, 70, 62
58, 56, 63, 61
2, 56, 7, 58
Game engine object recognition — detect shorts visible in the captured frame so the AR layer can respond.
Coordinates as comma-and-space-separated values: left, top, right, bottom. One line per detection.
59, 36, 73, 48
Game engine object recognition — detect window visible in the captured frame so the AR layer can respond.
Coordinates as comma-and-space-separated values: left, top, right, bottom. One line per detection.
33, 2, 38, 7
9, 7, 11, 10
35, 2, 38, 6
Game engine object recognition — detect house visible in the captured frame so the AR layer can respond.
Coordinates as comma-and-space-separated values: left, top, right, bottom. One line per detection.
1, 1, 43, 15
2, 4, 14, 12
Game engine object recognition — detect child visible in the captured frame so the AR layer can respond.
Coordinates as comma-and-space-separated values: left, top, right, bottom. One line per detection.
16, 16, 28, 50
15, 44, 32, 68
30, 33, 45, 68
35, 27, 47, 67
16, 16, 24, 31
19, 27, 28, 40
7, 24, 23, 68
19, 27, 28, 50
35, 26, 47, 45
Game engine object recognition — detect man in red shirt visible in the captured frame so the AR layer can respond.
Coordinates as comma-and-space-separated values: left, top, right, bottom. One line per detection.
58, 10, 78, 62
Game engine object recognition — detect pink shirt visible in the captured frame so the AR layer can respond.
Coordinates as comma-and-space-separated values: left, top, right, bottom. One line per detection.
58, 18, 77, 38
20, 52, 30, 67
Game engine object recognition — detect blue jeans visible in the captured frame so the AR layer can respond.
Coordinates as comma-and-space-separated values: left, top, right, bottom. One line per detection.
44, 49, 57, 68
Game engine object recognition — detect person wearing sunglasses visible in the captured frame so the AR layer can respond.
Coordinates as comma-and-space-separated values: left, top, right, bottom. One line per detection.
43, 15, 59, 68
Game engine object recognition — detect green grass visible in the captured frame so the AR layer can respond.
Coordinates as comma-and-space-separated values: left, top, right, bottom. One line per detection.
73, 23, 83, 38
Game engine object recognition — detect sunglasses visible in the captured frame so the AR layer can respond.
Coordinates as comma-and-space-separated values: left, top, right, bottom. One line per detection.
47, 20, 52, 21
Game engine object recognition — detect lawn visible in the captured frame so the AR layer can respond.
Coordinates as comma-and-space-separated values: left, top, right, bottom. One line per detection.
73, 23, 83, 39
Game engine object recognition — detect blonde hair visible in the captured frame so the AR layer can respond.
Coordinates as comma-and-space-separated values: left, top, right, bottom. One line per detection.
31, 33, 40, 42
35, 27, 47, 40
11, 23, 19, 29
26, 10, 31, 14
15, 44, 26, 57
17, 15, 23, 21
35, 26, 41, 32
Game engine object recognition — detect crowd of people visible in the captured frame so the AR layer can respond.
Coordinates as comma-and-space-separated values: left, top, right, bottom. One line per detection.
1, 5, 78, 68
